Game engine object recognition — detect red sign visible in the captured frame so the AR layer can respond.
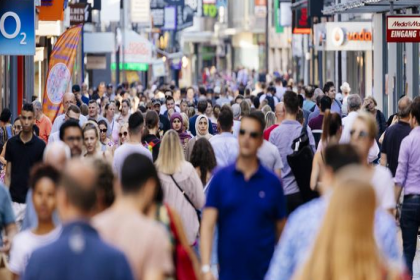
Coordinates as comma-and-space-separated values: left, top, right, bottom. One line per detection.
387, 16, 420, 43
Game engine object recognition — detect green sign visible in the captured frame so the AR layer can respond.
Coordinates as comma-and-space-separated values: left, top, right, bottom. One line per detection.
275, 0, 284, 33
111, 63, 149, 71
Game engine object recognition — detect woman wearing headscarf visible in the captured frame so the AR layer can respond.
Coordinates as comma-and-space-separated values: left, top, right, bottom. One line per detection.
185, 115, 212, 161
170, 112, 192, 155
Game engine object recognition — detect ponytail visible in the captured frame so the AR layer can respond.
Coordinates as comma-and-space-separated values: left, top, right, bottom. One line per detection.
321, 110, 342, 145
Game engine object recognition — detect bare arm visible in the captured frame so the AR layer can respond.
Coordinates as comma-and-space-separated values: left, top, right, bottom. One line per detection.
380, 153, 387, 167
200, 208, 218, 280
276, 219, 287, 241
310, 152, 321, 191
5, 162, 11, 187
0, 223, 17, 254
0, 141, 7, 165
274, 169, 281, 178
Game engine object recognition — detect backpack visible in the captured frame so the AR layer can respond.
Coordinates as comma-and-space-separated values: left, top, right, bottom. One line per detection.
144, 138, 161, 154
287, 125, 319, 202
266, 95, 275, 111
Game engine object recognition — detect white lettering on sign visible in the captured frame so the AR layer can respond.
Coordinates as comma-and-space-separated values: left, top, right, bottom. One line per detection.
0, 12, 27, 44
390, 30, 418, 38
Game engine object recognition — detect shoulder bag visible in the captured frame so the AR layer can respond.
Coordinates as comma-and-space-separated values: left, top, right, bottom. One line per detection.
170, 175, 201, 224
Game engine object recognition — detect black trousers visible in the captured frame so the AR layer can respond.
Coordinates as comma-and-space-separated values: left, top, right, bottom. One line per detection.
286, 192, 304, 215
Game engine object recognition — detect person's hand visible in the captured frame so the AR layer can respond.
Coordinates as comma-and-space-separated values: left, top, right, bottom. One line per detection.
0, 236, 11, 254
202, 272, 216, 280
391, 115, 399, 126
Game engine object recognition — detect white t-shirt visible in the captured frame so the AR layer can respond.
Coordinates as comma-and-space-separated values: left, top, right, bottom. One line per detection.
9, 227, 62, 275
258, 140, 283, 172
113, 143, 153, 178
232, 120, 241, 139
371, 165, 396, 210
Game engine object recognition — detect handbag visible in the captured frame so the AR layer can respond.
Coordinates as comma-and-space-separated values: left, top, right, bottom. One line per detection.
166, 205, 198, 280
287, 124, 319, 202
170, 175, 201, 224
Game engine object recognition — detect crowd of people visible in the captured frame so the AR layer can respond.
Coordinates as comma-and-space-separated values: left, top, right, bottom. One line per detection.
0, 75, 418, 280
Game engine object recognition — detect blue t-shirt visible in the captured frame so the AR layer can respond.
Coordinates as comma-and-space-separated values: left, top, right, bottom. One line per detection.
206, 163, 286, 280
0, 184, 15, 245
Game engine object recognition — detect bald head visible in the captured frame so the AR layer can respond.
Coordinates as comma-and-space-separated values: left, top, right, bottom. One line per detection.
275, 102, 285, 123
398, 96, 412, 119
58, 159, 97, 218
63, 92, 76, 111
43, 141, 71, 171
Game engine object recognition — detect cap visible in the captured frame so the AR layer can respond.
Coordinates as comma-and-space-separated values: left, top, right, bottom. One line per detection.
72, 85, 81, 93
153, 100, 161, 106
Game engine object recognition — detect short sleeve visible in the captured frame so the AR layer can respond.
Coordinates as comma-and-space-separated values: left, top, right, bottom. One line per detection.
273, 148, 284, 170
381, 131, 389, 154
205, 173, 221, 209
379, 168, 396, 210
5, 140, 12, 162
8, 234, 25, 274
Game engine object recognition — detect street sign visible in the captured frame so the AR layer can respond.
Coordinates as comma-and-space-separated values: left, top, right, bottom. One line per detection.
0, 0, 35, 56
387, 16, 420, 43
69, 3, 92, 25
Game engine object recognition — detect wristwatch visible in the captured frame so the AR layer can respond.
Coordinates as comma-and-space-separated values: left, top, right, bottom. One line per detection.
201, 264, 211, 274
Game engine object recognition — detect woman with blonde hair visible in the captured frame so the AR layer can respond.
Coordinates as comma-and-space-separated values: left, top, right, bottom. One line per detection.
293, 178, 405, 280
265, 111, 276, 130
118, 123, 129, 146
155, 130, 205, 246
310, 110, 342, 192
82, 121, 112, 160
261, 104, 272, 116
350, 112, 395, 212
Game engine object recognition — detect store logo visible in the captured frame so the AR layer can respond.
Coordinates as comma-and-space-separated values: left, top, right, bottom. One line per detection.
332, 27, 345, 46
348, 29, 372, 41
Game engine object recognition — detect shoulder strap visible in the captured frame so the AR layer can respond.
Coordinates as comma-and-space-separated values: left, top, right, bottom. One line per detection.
170, 175, 197, 211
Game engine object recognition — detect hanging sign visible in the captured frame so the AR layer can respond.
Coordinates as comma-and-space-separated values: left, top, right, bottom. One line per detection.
42, 25, 82, 122
387, 16, 420, 43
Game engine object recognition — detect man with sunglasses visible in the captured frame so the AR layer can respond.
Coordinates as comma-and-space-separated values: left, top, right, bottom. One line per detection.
201, 112, 287, 280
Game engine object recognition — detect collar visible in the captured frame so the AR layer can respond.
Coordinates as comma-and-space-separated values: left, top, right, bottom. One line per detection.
16, 132, 36, 145
233, 160, 264, 180
61, 220, 97, 237
412, 126, 420, 133
281, 119, 300, 125
219, 132, 234, 137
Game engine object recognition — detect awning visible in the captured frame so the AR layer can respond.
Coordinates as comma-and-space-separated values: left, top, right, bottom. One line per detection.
323, 0, 420, 15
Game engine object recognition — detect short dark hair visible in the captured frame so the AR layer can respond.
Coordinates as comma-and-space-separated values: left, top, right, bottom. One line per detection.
411, 96, 420, 124
122, 99, 131, 108
324, 144, 361, 173
121, 153, 161, 194
93, 159, 115, 208
88, 100, 98, 106
267, 86, 276, 94
235, 95, 244, 103
283, 91, 299, 114
165, 96, 174, 105
30, 164, 60, 190
247, 111, 265, 135
98, 119, 108, 129
297, 94, 304, 109
22, 103, 34, 114
59, 120, 82, 141
128, 111, 144, 134
0, 108, 12, 123
320, 96, 332, 112
197, 100, 208, 114
67, 104, 81, 115
323, 81, 335, 94
218, 105, 234, 132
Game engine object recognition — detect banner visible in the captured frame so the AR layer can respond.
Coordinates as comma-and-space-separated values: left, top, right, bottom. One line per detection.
387, 16, 420, 43
42, 25, 82, 122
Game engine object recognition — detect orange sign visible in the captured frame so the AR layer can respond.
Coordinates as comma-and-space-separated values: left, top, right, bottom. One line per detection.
348, 30, 372, 41
42, 25, 82, 122
39, 0, 65, 21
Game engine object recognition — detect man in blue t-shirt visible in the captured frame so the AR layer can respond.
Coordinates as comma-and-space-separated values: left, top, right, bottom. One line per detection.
201, 112, 287, 280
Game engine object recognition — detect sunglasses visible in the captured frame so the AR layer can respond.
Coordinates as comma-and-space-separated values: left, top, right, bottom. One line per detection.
13, 125, 22, 130
100, 129, 107, 134
119, 131, 128, 137
350, 130, 369, 139
239, 129, 261, 139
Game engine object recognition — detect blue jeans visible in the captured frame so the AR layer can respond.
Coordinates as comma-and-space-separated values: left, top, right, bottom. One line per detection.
401, 195, 420, 275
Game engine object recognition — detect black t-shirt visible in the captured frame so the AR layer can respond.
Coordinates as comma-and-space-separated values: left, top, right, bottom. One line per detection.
5, 134, 46, 203
142, 134, 161, 162
159, 114, 170, 134
381, 121, 412, 177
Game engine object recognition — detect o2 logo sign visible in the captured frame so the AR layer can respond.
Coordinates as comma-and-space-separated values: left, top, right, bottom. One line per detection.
0, 12, 27, 45
0, 0, 35, 56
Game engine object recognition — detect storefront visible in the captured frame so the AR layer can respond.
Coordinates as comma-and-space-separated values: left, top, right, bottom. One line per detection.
314, 22, 373, 99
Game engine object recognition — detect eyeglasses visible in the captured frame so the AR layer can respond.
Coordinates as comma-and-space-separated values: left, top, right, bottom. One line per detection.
100, 129, 107, 134
119, 131, 128, 138
239, 129, 261, 139
350, 130, 369, 139
65, 136, 82, 142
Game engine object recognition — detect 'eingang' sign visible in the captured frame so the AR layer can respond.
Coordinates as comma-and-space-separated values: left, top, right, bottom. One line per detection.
387, 16, 420, 43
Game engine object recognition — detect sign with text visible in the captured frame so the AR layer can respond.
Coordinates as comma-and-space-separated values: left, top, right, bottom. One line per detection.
69, 3, 91, 25
387, 16, 420, 43
0, 0, 35, 55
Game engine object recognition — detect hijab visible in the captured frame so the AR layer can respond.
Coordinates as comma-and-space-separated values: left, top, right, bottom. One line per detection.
195, 115, 212, 140
170, 112, 192, 144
